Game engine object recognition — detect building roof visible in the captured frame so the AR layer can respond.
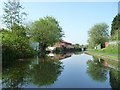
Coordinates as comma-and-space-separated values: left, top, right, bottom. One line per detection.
60, 40, 72, 45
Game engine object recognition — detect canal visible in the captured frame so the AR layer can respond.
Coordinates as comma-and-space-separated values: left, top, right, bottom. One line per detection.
2, 52, 120, 89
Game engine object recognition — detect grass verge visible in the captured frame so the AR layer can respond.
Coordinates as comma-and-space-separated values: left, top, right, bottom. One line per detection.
85, 50, 119, 61
85, 44, 119, 61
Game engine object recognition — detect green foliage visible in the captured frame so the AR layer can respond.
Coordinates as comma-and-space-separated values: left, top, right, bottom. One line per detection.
110, 29, 120, 41
74, 44, 81, 48
88, 23, 109, 48
2, 29, 36, 61
2, 0, 35, 61
73, 44, 82, 51
111, 14, 120, 41
30, 16, 64, 52
111, 14, 120, 37
2, 0, 27, 30
0, 32, 2, 43
11, 23, 27, 36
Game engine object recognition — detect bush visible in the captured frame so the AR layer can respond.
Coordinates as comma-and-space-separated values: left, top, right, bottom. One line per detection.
2, 30, 36, 61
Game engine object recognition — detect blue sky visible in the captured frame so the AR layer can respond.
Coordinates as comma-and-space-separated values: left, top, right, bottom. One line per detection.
0, 2, 118, 45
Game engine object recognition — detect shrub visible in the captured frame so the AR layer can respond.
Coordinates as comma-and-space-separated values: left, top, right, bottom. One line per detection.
2, 30, 36, 61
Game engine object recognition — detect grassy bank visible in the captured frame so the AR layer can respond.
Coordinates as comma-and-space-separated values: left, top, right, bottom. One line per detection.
85, 44, 119, 61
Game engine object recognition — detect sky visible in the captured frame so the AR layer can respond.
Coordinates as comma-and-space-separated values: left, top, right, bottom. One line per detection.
0, 1, 119, 45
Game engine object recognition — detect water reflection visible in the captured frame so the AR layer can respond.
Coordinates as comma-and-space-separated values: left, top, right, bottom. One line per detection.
109, 68, 120, 90
86, 57, 109, 82
2, 55, 64, 88
87, 56, 120, 89
2, 53, 120, 89
2, 59, 31, 88
47, 52, 82, 60
29, 56, 64, 86
48, 53, 73, 60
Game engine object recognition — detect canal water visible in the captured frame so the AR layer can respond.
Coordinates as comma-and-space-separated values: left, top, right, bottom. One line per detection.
2, 52, 119, 89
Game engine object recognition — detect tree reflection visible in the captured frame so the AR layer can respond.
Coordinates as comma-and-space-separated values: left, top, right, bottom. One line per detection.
2, 59, 31, 88
109, 68, 120, 90
29, 55, 64, 86
2, 55, 64, 88
86, 57, 109, 82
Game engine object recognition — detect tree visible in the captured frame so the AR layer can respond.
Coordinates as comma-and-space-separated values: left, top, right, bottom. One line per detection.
111, 29, 120, 41
2, 29, 35, 60
2, 0, 27, 31
31, 16, 64, 53
74, 44, 82, 51
111, 14, 120, 37
88, 23, 109, 48
11, 23, 27, 36
111, 14, 120, 41
2, 0, 35, 60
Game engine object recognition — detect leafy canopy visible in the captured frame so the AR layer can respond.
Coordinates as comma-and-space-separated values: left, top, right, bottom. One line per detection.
88, 23, 109, 48
111, 14, 120, 41
31, 16, 64, 48
2, 0, 27, 30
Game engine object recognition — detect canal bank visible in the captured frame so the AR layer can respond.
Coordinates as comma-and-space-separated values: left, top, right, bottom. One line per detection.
84, 50, 119, 62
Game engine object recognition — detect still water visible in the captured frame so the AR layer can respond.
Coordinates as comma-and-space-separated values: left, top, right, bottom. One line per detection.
2, 52, 120, 89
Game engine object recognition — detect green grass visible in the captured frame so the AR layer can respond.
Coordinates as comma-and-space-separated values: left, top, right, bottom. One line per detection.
85, 51, 118, 61
85, 44, 119, 61
96, 44, 118, 54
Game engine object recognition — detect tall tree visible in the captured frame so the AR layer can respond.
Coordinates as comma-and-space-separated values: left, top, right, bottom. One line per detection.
2, 0, 27, 31
111, 14, 120, 40
2, 0, 35, 60
88, 23, 109, 48
111, 14, 120, 36
31, 16, 64, 53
